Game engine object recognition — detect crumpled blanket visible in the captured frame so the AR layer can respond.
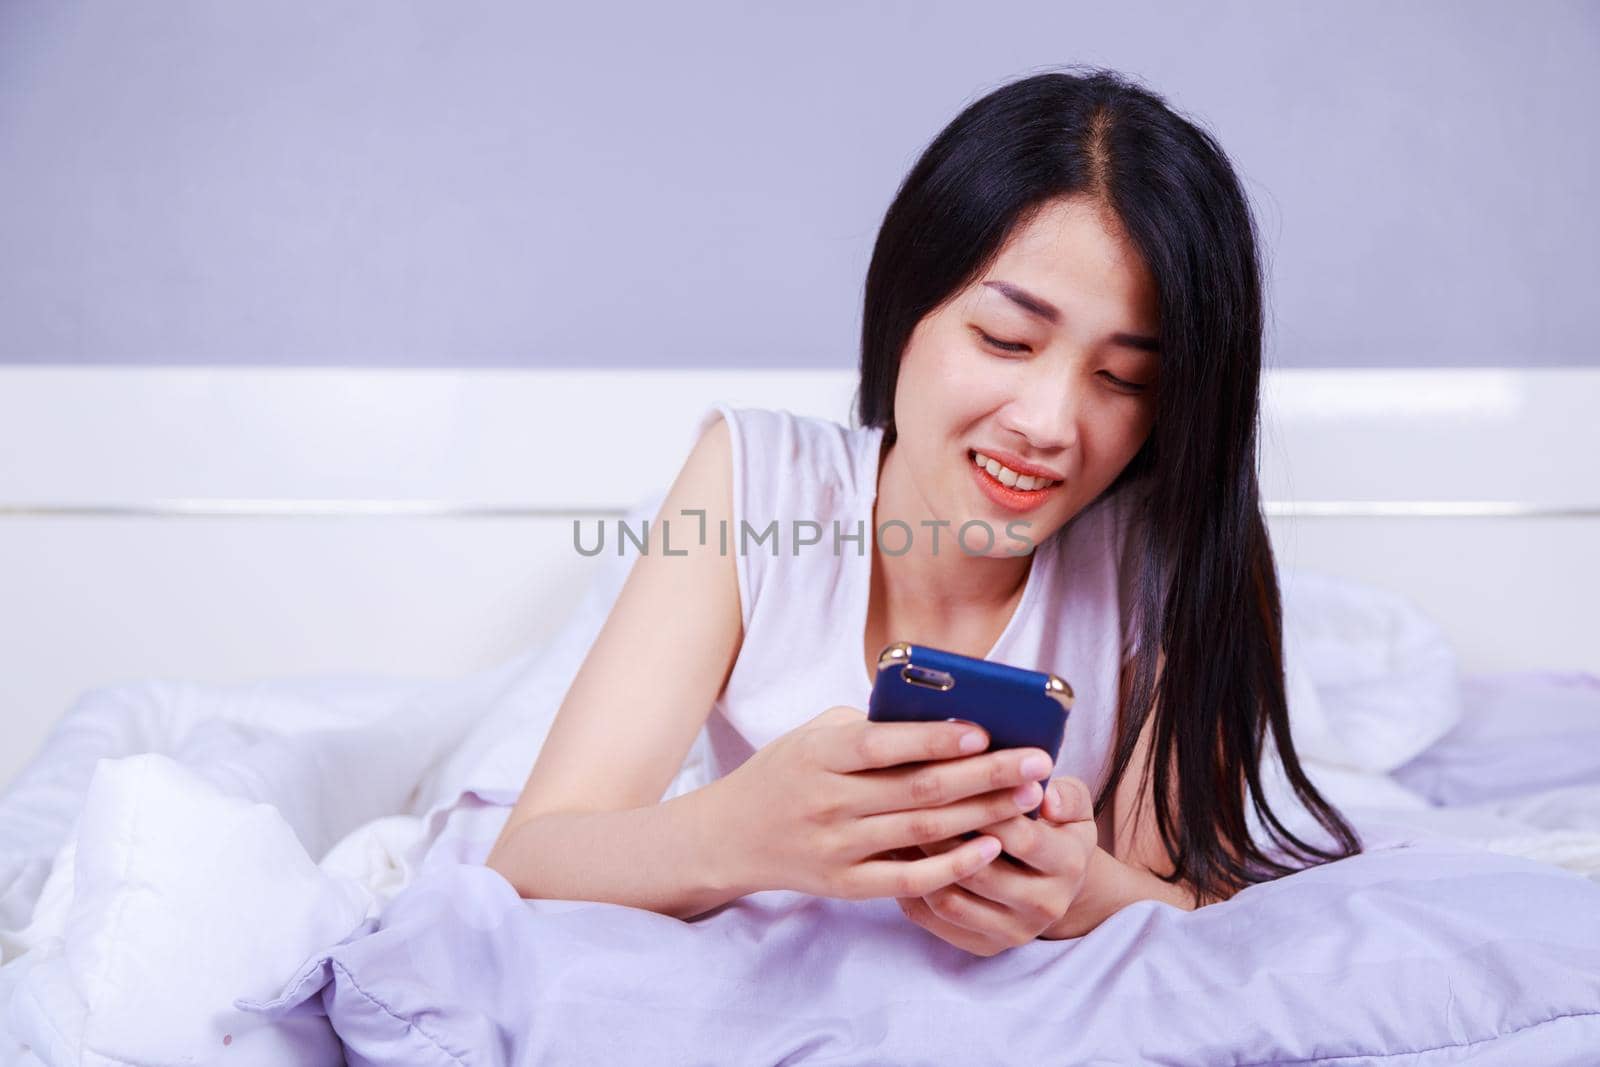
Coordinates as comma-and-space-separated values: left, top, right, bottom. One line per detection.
239, 837, 1600, 1067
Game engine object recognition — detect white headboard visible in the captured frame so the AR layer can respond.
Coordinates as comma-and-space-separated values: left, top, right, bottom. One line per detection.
2, 366, 1596, 787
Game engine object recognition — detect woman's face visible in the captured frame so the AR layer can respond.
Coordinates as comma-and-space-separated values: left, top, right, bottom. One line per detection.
891, 195, 1161, 556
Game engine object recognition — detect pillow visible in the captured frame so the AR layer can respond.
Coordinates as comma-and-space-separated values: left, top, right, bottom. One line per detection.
5, 754, 369, 1065
1279, 568, 1462, 772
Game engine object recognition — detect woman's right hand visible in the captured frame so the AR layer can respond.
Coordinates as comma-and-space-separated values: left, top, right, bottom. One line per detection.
707, 705, 1057, 901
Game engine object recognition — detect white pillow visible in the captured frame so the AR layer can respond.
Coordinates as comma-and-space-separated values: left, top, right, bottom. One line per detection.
1280, 569, 1462, 773
5, 754, 369, 1065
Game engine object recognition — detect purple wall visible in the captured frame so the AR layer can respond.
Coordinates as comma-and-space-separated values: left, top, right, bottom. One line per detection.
1, 1, 1595, 369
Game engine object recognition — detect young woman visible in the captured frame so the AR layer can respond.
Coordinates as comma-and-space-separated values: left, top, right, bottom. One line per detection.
486, 67, 1359, 956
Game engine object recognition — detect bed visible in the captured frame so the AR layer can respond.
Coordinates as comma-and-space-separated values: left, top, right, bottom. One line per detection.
1, 366, 1598, 1065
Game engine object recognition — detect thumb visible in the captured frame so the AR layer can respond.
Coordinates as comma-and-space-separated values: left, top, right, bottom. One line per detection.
1041, 776, 1094, 824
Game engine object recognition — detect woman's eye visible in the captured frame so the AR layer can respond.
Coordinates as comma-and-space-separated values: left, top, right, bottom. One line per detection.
974, 328, 1149, 393
1098, 370, 1148, 394
975, 329, 1029, 354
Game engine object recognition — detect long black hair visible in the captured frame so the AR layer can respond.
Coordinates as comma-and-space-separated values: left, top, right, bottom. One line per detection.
853, 67, 1360, 901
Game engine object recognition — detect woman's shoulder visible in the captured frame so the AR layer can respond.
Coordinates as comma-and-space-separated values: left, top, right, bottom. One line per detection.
1038, 482, 1147, 661
690, 403, 882, 511
1049, 482, 1141, 563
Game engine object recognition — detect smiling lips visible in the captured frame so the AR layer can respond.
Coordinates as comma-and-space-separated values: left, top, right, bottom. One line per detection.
969, 449, 1063, 513
971, 450, 1061, 490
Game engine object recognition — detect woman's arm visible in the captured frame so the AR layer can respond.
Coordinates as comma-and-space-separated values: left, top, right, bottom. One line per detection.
1036, 843, 1199, 939
488, 778, 753, 921
485, 413, 749, 919
1038, 648, 1226, 939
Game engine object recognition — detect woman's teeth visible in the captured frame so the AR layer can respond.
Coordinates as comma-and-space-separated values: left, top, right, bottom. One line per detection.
971, 451, 1061, 492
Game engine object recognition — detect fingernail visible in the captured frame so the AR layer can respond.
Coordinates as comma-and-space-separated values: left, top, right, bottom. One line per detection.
977, 837, 1002, 861
1051, 783, 1063, 808
1020, 753, 1052, 779
1012, 781, 1041, 808
958, 731, 985, 754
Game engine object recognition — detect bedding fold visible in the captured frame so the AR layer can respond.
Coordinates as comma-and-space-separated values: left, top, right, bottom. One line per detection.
238, 841, 1600, 1066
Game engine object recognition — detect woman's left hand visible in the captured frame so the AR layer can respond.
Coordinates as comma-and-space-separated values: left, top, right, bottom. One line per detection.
892, 775, 1099, 955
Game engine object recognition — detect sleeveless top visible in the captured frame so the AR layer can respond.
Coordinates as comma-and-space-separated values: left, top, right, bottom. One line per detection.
667, 402, 1142, 799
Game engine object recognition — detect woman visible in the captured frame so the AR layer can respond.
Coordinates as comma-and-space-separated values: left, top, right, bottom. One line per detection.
486, 67, 1359, 956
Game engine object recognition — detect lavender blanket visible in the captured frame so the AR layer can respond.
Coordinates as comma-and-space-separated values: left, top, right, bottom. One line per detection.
243, 826, 1600, 1066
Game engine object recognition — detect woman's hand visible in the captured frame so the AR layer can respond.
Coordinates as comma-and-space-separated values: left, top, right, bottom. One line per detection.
892, 775, 1100, 955
707, 706, 1058, 903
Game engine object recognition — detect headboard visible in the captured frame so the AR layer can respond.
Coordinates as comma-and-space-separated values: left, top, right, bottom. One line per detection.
2, 366, 1596, 786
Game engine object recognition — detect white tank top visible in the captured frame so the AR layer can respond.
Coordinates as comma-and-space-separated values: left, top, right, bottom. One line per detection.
666, 402, 1140, 798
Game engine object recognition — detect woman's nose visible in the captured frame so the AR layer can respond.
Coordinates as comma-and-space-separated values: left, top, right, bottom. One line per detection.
1001, 368, 1080, 453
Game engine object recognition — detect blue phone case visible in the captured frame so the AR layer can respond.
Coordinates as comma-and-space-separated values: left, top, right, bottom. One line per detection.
867, 641, 1073, 820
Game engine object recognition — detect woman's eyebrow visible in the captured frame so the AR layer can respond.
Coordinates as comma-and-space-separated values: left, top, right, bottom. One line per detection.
982, 279, 1162, 354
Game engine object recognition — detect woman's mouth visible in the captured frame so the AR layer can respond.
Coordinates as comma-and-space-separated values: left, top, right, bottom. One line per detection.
968, 450, 1063, 513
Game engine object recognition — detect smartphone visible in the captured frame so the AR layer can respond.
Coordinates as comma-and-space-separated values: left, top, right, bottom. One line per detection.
867, 641, 1073, 820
